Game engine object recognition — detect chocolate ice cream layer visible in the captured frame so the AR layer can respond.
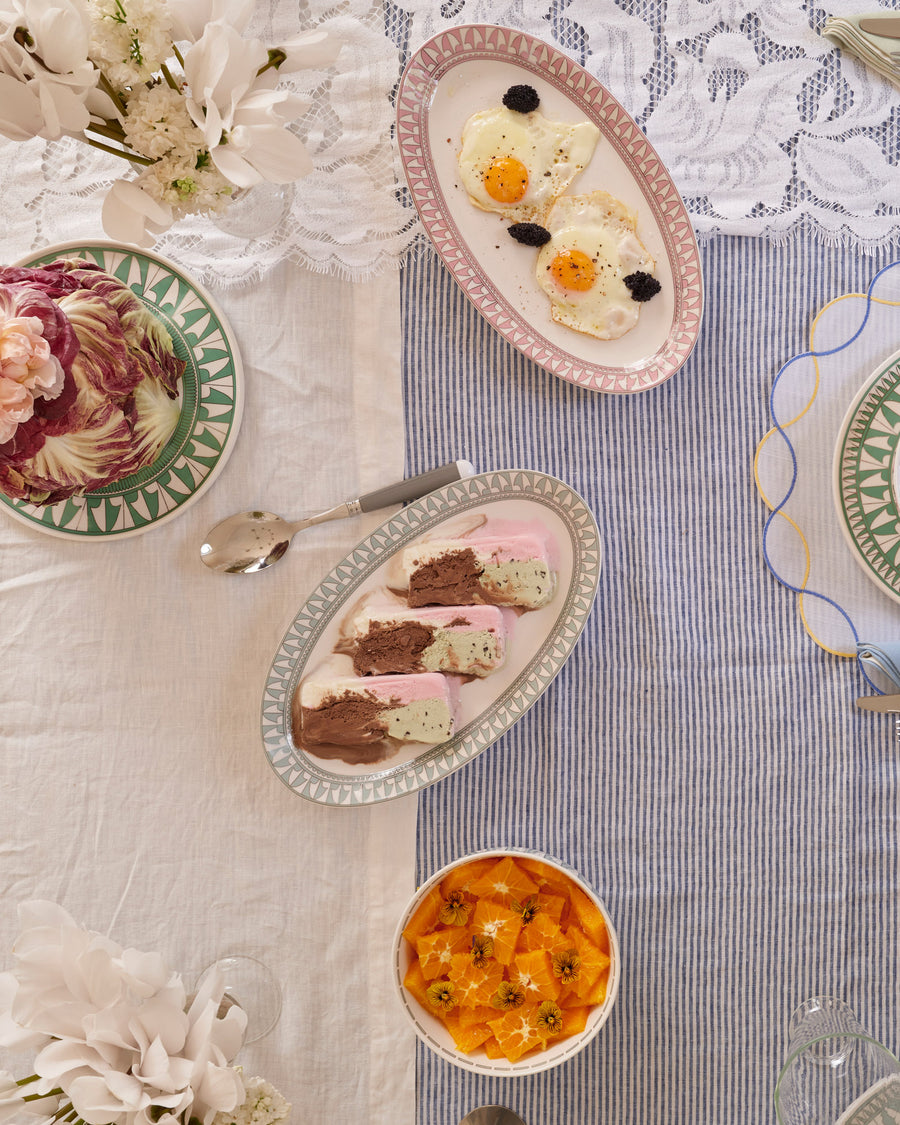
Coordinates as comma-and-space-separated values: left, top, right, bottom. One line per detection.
351, 621, 436, 675
406, 547, 484, 607
299, 695, 388, 747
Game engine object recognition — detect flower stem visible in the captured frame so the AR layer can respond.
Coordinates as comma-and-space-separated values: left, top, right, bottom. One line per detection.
82, 134, 155, 166
86, 119, 128, 142
23, 1087, 64, 1101
96, 70, 128, 117
159, 62, 180, 92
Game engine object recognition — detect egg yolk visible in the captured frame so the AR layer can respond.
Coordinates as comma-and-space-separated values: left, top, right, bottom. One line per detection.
550, 249, 596, 292
483, 157, 529, 203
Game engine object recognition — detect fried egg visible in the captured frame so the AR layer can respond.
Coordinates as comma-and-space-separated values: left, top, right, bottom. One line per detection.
458, 105, 600, 223
535, 191, 656, 340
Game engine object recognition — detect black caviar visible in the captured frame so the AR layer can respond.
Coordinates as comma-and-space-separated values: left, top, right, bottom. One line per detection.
507, 222, 552, 247
502, 84, 540, 113
624, 271, 662, 302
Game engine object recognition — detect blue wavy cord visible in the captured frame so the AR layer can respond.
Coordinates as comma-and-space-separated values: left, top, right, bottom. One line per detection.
761, 260, 900, 694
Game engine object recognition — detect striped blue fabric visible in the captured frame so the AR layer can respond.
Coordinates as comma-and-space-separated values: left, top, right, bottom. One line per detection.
401, 237, 900, 1124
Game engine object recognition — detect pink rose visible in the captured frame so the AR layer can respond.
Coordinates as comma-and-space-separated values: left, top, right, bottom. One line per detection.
0, 315, 65, 395
0, 301, 67, 445
0, 375, 34, 444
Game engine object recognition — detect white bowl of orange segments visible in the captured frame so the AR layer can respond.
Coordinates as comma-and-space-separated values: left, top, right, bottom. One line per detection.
392, 848, 620, 1075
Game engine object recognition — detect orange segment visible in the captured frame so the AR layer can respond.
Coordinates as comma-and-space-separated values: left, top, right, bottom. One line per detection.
511, 949, 562, 1002
483, 1036, 504, 1059
448, 953, 505, 1006
488, 1003, 546, 1061
469, 856, 539, 906
415, 927, 469, 980
440, 857, 495, 898
560, 1005, 591, 1037
517, 858, 575, 897
579, 971, 609, 1007
444, 1013, 494, 1054
402, 883, 445, 944
562, 926, 610, 1001
517, 911, 569, 956
402, 958, 432, 1011
532, 892, 567, 924
568, 886, 610, 951
470, 900, 522, 965
458, 1003, 497, 1028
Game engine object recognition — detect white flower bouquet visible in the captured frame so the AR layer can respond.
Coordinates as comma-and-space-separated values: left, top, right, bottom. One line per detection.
0, 902, 290, 1125
0, 0, 339, 245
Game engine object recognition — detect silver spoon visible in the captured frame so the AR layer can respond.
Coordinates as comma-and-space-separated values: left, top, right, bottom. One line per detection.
459, 1109, 526, 1125
200, 460, 476, 574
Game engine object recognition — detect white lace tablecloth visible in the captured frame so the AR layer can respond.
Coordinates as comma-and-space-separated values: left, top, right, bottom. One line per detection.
1, 0, 897, 287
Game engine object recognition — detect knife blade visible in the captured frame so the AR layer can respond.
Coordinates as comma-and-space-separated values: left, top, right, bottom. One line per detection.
856, 693, 900, 712
857, 16, 900, 39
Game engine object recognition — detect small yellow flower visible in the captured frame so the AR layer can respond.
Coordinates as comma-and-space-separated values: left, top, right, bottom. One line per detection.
551, 949, 581, 984
536, 1000, 564, 1036
511, 895, 541, 924
491, 980, 526, 1010
438, 890, 472, 926
426, 979, 457, 1012
469, 934, 494, 968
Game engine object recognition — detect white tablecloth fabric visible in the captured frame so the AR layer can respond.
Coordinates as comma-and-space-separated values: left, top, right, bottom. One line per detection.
0, 259, 416, 1125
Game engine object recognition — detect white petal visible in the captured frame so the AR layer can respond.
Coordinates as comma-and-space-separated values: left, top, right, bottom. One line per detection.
27, 0, 92, 74
190, 1063, 244, 1121
169, 0, 255, 41
68, 1076, 130, 1125
211, 144, 264, 188
85, 88, 121, 121
183, 23, 267, 113
230, 123, 314, 183
101, 180, 173, 248
232, 87, 309, 128
274, 30, 342, 71
0, 76, 44, 139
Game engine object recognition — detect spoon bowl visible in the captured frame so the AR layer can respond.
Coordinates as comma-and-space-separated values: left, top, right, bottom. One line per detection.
200, 510, 295, 573
459, 1109, 526, 1125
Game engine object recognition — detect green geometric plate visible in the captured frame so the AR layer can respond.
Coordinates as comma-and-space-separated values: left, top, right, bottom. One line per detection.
834, 348, 900, 604
261, 470, 602, 806
1, 240, 243, 538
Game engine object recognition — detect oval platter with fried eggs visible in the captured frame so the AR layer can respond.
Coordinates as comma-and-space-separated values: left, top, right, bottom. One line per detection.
396, 24, 704, 394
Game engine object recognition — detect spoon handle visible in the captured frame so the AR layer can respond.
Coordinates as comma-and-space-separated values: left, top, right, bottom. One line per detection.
357, 460, 476, 513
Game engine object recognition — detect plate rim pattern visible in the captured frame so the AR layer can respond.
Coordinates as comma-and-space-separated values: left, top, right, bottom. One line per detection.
1, 239, 243, 539
834, 348, 900, 603
396, 23, 703, 395
260, 469, 602, 806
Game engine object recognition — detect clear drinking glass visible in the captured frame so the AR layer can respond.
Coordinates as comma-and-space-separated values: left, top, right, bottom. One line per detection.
775, 997, 900, 1125
195, 955, 283, 1045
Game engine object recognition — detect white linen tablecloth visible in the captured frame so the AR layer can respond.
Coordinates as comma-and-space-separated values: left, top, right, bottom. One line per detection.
0, 258, 416, 1125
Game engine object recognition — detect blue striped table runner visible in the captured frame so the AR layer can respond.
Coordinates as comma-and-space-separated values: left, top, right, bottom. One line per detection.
402, 237, 900, 1124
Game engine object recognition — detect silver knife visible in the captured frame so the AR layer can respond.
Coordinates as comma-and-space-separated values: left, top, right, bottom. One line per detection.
856, 693, 900, 712
857, 16, 900, 39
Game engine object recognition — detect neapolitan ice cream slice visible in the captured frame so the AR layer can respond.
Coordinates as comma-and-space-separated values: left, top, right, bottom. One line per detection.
346, 602, 508, 678
295, 666, 460, 751
401, 520, 558, 610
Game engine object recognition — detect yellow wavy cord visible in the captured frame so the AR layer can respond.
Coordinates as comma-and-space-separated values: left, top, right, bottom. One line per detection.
754, 291, 900, 657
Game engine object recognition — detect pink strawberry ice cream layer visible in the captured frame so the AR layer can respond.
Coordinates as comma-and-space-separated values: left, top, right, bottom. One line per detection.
299, 670, 461, 710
